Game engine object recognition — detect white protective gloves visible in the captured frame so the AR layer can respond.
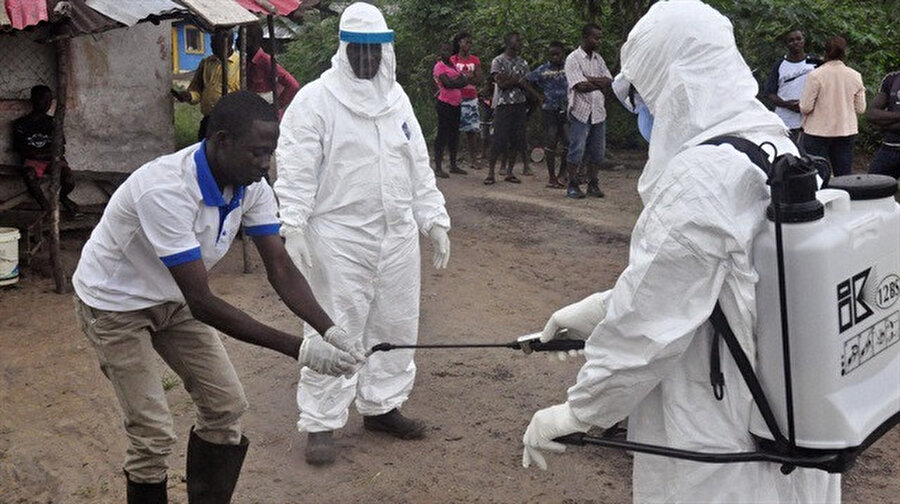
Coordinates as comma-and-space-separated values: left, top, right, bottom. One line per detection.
522, 402, 591, 470
282, 226, 313, 275
541, 291, 610, 360
428, 225, 451, 270
323, 325, 367, 364
297, 332, 358, 377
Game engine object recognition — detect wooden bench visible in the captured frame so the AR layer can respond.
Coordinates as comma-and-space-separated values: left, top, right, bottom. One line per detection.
0, 164, 49, 212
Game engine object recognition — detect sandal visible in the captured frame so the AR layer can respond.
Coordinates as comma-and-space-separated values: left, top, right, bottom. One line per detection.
545, 181, 565, 189
483, 176, 495, 185
504, 175, 521, 184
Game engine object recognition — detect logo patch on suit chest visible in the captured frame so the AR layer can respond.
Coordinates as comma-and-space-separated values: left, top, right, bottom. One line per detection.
401, 121, 411, 140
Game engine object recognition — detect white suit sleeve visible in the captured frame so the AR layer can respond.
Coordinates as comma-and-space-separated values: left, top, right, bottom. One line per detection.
274, 93, 324, 230
403, 98, 450, 233
567, 201, 731, 428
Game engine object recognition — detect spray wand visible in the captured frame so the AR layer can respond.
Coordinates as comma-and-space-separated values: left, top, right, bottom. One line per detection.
370, 331, 584, 355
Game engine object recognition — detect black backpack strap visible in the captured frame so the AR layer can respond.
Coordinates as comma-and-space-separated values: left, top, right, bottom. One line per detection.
709, 302, 790, 447
701, 136, 791, 448
710, 330, 724, 401
701, 135, 773, 178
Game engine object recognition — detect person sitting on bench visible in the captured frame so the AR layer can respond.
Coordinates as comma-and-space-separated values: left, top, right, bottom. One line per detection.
11, 85, 80, 216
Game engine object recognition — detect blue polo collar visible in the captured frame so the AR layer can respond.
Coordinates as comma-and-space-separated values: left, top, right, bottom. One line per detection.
194, 140, 245, 208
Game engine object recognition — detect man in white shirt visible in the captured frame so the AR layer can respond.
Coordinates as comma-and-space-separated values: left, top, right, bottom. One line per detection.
565, 23, 613, 199
764, 29, 821, 146
72, 92, 363, 504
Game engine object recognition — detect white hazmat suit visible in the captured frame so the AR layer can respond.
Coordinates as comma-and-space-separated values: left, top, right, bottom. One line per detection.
522, 1, 840, 502
274, 2, 450, 432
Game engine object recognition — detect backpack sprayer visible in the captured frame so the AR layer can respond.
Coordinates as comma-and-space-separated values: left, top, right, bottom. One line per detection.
373, 139, 900, 474
560, 140, 900, 474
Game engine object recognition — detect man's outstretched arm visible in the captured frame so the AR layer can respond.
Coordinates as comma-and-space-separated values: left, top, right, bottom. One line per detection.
168, 258, 305, 358
252, 233, 334, 335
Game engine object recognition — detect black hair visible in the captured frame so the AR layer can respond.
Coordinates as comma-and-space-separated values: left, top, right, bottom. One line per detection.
785, 28, 804, 39
30, 85, 51, 103
452, 31, 471, 55
206, 91, 278, 140
825, 36, 847, 61
581, 23, 601, 38
504, 31, 521, 46
549, 41, 564, 51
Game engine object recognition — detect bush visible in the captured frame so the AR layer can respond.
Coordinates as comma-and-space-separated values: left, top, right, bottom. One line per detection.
280, 0, 896, 152
174, 102, 202, 150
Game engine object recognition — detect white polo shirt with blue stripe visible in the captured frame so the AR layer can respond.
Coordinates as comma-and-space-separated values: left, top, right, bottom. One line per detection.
73, 141, 280, 311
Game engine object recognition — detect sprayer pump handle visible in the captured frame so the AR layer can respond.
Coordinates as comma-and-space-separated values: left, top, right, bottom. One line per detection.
526, 339, 586, 352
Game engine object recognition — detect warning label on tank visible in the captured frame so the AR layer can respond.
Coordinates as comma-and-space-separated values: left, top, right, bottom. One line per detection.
841, 311, 899, 376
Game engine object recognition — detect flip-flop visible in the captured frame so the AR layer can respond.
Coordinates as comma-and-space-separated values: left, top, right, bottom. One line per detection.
545, 182, 565, 189
504, 175, 521, 184
483, 176, 495, 185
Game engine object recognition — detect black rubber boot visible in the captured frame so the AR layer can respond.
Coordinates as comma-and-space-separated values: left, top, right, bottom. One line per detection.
186, 427, 249, 504
305, 431, 336, 466
363, 408, 426, 440
126, 473, 167, 504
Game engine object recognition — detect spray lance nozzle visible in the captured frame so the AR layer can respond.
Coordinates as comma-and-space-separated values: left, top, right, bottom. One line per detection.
369, 329, 585, 355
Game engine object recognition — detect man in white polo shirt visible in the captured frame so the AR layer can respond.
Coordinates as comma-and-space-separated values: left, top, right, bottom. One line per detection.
72, 92, 364, 504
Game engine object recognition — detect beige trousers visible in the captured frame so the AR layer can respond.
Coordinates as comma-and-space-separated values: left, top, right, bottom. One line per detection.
74, 296, 248, 484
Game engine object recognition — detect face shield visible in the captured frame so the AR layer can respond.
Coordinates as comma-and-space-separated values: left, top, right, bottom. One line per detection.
336, 3, 396, 84
321, 2, 401, 118
612, 73, 654, 142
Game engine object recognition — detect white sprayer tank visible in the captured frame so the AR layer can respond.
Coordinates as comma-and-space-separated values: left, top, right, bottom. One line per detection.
750, 175, 900, 449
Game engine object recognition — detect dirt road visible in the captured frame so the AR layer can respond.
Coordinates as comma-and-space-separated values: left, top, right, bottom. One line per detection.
1, 156, 897, 503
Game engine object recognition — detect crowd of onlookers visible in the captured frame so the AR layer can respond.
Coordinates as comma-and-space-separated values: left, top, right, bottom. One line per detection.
431, 25, 900, 199
432, 25, 617, 199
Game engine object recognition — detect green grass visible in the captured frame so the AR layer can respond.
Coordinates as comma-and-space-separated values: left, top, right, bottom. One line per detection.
174, 102, 202, 150
161, 371, 181, 392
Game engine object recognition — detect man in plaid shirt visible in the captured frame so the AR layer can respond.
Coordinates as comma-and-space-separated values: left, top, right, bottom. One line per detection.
565, 24, 613, 199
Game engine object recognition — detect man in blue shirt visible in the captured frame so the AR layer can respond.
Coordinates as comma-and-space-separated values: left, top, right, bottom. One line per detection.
72, 92, 363, 503
527, 42, 570, 188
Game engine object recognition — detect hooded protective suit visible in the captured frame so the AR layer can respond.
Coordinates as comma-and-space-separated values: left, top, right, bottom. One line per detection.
274, 2, 450, 432
524, 1, 840, 502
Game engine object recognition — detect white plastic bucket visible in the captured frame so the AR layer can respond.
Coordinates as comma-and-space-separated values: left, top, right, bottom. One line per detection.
0, 227, 21, 286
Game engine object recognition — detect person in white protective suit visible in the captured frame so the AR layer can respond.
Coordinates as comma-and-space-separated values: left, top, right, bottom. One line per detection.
273, 2, 451, 466
521, 2, 841, 502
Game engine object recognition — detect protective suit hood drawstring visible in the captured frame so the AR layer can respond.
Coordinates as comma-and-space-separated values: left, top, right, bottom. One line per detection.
619, 0, 794, 203
321, 2, 403, 119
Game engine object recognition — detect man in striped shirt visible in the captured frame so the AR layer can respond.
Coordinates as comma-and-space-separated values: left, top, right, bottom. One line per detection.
565, 24, 613, 199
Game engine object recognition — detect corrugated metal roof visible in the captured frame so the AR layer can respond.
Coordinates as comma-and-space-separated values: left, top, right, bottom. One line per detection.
233, 0, 300, 16
177, 0, 257, 28
0, 1, 12, 27
50, 0, 119, 37
3, 0, 49, 30
84, 0, 184, 27
261, 15, 300, 40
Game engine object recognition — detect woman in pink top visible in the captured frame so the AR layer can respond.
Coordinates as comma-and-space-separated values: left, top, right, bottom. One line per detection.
800, 36, 866, 176
451, 32, 484, 169
433, 41, 469, 178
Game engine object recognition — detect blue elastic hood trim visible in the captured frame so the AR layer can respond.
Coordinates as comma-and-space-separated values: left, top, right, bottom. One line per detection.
339, 30, 394, 43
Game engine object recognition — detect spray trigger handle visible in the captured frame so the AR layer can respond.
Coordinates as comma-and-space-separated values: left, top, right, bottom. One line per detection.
516, 330, 584, 354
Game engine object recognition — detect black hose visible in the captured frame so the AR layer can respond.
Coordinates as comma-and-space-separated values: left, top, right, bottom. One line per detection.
555, 433, 838, 468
